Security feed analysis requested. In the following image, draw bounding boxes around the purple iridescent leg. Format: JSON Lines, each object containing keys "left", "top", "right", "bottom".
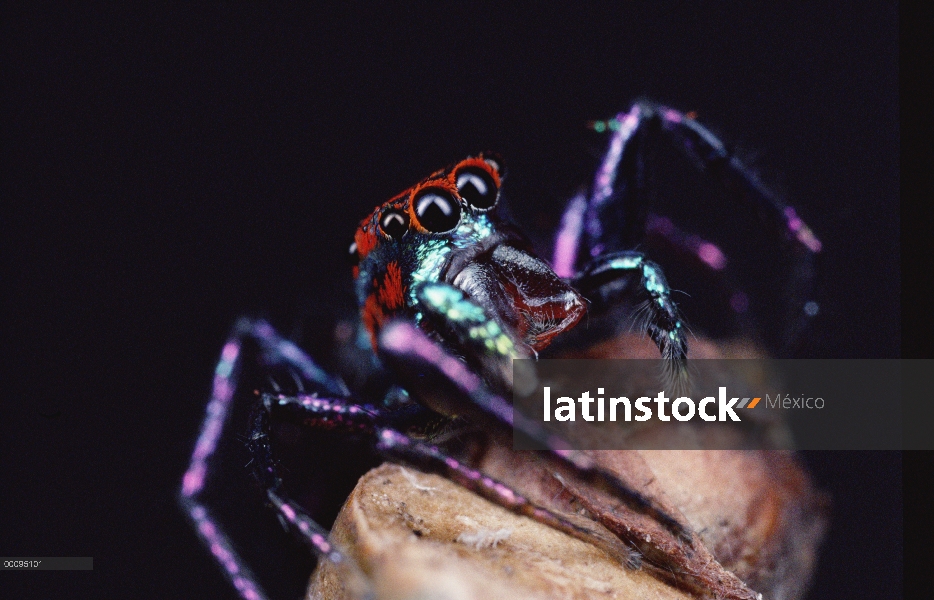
{"left": 554, "top": 102, "right": 822, "bottom": 352}
{"left": 179, "top": 318, "right": 359, "bottom": 600}
{"left": 378, "top": 320, "right": 691, "bottom": 542}
{"left": 374, "top": 427, "right": 639, "bottom": 566}
{"left": 254, "top": 389, "right": 639, "bottom": 566}
{"left": 248, "top": 393, "right": 379, "bottom": 563}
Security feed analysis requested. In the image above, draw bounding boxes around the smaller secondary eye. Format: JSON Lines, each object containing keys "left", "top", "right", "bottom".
{"left": 455, "top": 167, "right": 498, "bottom": 210}
{"left": 348, "top": 241, "right": 359, "bottom": 265}
{"left": 379, "top": 209, "right": 409, "bottom": 239}
{"left": 413, "top": 189, "right": 461, "bottom": 233}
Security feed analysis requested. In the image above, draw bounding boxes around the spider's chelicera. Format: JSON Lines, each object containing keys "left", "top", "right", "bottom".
{"left": 181, "top": 102, "right": 821, "bottom": 600}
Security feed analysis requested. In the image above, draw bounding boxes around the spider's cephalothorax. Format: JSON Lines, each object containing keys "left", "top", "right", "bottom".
{"left": 350, "top": 154, "right": 586, "bottom": 359}
{"left": 347, "top": 151, "right": 689, "bottom": 400}
{"left": 181, "top": 102, "right": 821, "bottom": 600}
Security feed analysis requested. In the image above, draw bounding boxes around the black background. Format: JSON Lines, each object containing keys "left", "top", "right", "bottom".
{"left": 3, "top": 3, "right": 901, "bottom": 599}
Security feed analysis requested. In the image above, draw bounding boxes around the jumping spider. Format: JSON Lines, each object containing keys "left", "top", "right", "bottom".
{"left": 180, "top": 102, "right": 821, "bottom": 600}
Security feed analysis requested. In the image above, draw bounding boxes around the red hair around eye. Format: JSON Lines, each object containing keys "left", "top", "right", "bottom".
{"left": 452, "top": 155, "right": 502, "bottom": 189}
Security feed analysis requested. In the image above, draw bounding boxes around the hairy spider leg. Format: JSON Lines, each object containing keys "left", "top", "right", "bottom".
{"left": 377, "top": 319, "right": 692, "bottom": 543}
{"left": 573, "top": 251, "right": 688, "bottom": 365}
{"left": 180, "top": 319, "right": 273, "bottom": 600}
{"left": 574, "top": 251, "right": 688, "bottom": 369}
{"left": 252, "top": 385, "right": 641, "bottom": 568}
{"left": 556, "top": 102, "right": 821, "bottom": 353}
{"left": 248, "top": 394, "right": 377, "bottom": 564}
{"left": 180, "top": 318, "right": 365, "bottom": 600}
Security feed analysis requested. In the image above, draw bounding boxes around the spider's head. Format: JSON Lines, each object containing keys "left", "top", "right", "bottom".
{"left": 351, "top": 154, "right": 585, "bottom": 353}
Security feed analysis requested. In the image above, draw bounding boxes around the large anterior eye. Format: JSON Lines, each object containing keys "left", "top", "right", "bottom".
{"left": 413, "top": 189, "right": 461, "bottom": 233}
{"left": 455, "top": 166, "right": 498, "bottom": 210}
{"left": 379, "top": 209, "right": 409, "bottom": 239}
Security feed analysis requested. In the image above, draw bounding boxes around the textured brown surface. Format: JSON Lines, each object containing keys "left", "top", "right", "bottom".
{"left": 308, "top": 335, "right": 829, "bottom": 599}
{"left": 308, "top": 463, "right": 696, "bottom": 600}
{"left": 638, "top": 450, "right": 828, "bottom": 598}
{"left": 308, "top": 448, "right": 827, "bottom": 600}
